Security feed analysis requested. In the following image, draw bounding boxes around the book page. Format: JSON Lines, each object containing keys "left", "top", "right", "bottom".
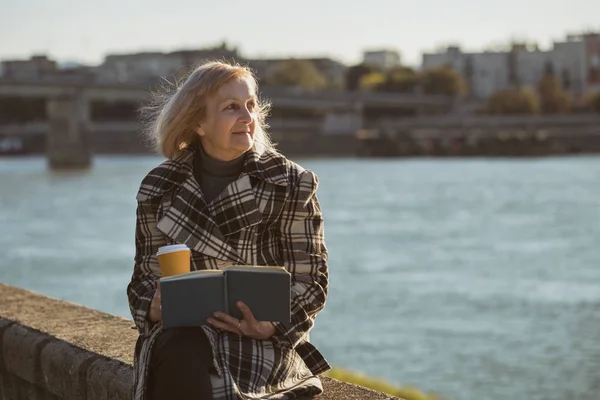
{"left": 224, "top": 265, "right": 287, "bottom": 274}
{"left": 161, "top": 269, "right": 223, "bottom": 282}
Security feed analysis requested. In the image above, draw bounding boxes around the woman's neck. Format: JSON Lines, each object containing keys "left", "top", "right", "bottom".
{"left": 197, "top": 144, "right": 245, "bottom": 177}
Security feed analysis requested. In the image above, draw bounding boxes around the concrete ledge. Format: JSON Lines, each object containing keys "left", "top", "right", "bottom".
{"left": 0, "top": 283, "right": 398, "bottom": 399}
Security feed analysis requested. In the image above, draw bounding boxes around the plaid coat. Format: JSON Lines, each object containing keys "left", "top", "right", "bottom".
{"left": 126, "top": 146, "right": 331, "bottom": 400}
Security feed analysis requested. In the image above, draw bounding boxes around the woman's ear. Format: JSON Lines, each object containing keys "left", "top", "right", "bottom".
{"left": 195, "top": 124, "right": 205, "bottom": 136}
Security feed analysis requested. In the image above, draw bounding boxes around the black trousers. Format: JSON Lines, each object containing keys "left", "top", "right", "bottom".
{"left": 148, "top": 327, "right": 214, "bottom": 400}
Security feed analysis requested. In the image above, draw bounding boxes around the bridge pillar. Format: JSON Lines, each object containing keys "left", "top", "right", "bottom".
{"left": 46, "top": 92, "right": 92, "bottom": 169}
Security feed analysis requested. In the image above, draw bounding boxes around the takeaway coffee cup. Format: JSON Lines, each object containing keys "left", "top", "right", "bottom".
{"left": 156, "top": 244, "right": 191, "bottom": 277}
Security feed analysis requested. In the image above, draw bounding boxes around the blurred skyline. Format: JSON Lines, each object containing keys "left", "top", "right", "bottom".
{"left": 1, "top": 0, "right": 599, "bottom": 67}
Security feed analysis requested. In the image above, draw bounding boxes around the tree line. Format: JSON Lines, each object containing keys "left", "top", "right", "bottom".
{"left": 263, "top": 59, "right": 600, "bottom": 114}
{"left": 486, "top": 72, "right": 600, "bottom": 115}
{"left": 265, "top": 59, "right": 466, "bottom": 96}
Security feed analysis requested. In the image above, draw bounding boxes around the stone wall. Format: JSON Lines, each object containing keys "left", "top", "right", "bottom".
{"left": 0, "top": 284, "right": 397, "bottom": 400}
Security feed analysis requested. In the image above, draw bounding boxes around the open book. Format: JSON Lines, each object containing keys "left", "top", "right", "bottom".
{"left": 159, "top": 266, "right": 291, "bottom": 329}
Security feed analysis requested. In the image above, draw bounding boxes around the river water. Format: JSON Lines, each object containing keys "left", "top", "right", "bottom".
{"left": 1, "top": 155, "right": 599, "bottom": 400}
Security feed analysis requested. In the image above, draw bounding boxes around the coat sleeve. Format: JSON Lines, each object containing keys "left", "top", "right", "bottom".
{"left": 271, "top": 169, "right": 329, "bottom": 349}
{"left": 126, "top": 197, "right": 166, "bottom": 337}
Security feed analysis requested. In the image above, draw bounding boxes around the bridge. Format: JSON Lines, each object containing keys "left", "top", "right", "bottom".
{"left": 0, "top": 78, "right": 454, "bottom": 109}
{"left": 0, "top": 79, "right": 455, "bottom": 168}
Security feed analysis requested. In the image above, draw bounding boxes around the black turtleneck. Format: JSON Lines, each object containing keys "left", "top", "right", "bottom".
{"left": 193, "top": 145, "right": 246, "bottom": 204}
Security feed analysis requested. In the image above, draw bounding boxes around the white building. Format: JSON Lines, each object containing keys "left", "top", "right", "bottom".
{"left": 422, "top": 33, "right": 600, "bottom": 99}
{"left": 422, "top": 47, "right": 511, "bottom": 98}
{"left": 512, "top": 47, "right": 550, "bottom": 89}
{"left": 363, "top": 50, "right": 401, "bottom": 70}
{"left": 514, "top": 39, "right": 587, "bottom": 94}
{"left": 552, "top": 33, "right": 600, "bottom": 94}
{"left": 467, "top": 52, "right": 511, "bottom": 98}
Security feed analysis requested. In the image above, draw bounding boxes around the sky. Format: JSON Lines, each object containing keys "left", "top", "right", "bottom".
{"left": 1, "top": 0, "right": 598, "bottom": 67}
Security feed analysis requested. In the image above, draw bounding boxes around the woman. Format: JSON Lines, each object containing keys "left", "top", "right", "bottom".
{"left": 126, "top": 61, "right": 331, "bottom": 400}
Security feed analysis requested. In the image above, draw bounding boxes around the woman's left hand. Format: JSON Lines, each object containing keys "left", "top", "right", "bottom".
{"left": 207, "top": 301, "right": 276, "bottom": 340}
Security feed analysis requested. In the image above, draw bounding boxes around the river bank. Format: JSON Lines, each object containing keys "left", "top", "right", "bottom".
{"left": 2, "top": 130, "right": 600, "bottom": 159}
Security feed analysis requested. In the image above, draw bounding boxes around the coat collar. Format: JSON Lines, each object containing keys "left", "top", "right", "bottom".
{"left": 137, "top": 145, "right": 289, "bottom": 201}
{"left": 183, "top": 145, "right": 291, "bottom": 185}
{"left": 138, "top": 145, "right": 289, "bottom": 264}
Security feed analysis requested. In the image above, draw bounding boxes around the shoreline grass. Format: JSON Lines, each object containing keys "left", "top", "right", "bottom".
{"left": 325, "top": 368, "right": 442, "bottom": 400}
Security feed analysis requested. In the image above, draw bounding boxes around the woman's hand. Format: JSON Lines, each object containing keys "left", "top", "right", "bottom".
{"left": 147, "top": 282, "right": 162, "bottom": 323}
{"left": 207, "top": 301, "right": 276, "bottom": 340}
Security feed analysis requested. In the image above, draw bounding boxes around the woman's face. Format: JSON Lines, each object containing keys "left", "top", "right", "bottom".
{"left": 196, "top": 77, "right": 257, "bottom": 161}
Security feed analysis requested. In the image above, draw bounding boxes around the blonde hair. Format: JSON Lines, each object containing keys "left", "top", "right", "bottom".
{"left": 142, "top": 60, "right": 274, "bottom": 159}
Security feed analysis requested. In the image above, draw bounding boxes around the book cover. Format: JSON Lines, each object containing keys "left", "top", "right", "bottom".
{"left": 159, "top": 266, "right": 291, "bottom": 329}
{"left": 160, "top": 270, "right": 225, "bottom": 329}
{"left": 224, "top": 266, "right": 291, "bottom": 323}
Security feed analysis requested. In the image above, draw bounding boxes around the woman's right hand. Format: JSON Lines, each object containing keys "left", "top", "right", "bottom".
{"left": 148, "top": 282, "right": 162, "bottom": 323}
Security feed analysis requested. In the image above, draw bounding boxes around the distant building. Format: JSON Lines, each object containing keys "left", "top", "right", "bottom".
{"left": 1, "top": 55, "right": 58, "bottom": 80}
{"left": 362, "top": 50, "right": 401, "bottom": 70}
{"left": 513, "top": 37, "right": 589, "bottom": 94}
{"left": 422, "top": 32, "right": 600, "bottom": 99}
{"left": 0, "top": 55, "right": 95, "bottom": 82}
{"left": 95, "top": 45, "right": 242, "bottom": 83}
{"left": 423, "top": 46, "right": 511, "bottom": 98}
{"left": 55, "top": 65, "right": 97, "bottom": 82}
{"left": 96, "top": 52, "right": 183, "bottom": 83}
{"left": 557, "top": 32, "right": 600, "bottom": 93}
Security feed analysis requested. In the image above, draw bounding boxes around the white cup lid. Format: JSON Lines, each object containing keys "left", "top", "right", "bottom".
{"left": 157, "top": 244, "right": 190, "bottom": 256}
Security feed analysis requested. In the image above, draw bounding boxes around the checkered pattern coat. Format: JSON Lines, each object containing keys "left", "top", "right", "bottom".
{"left": 126, "top": 146, "right": 331, "bottom": 400}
